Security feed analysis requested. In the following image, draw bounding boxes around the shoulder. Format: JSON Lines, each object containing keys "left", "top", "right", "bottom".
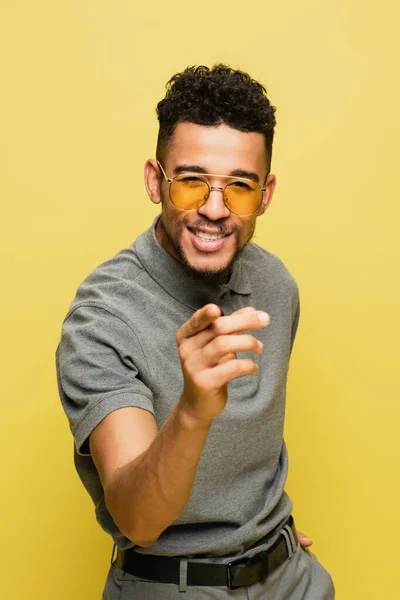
{"left": 64, "top": 240, "right": 148, "bottom": 324}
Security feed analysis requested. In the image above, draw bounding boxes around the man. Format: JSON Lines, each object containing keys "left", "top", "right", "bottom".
{"left": 56, "top": 64, "right": 335, "bottom": 598}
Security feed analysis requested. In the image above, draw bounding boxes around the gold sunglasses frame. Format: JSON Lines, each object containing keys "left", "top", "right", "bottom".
{"left": 156, "top": 160, "right": 267, "bottom": 217}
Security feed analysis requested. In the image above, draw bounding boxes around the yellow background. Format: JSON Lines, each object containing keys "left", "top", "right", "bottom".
{"left": 2, "top": 1, "right": 399, "bottom": 598}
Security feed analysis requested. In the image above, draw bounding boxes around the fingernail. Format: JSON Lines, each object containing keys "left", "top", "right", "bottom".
{"left": 257, "top": 312, "right": 270, "bottom": 323}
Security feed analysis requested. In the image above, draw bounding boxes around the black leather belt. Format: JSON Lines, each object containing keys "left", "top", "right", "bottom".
{"left": 115, "top": 516, "right": 297, "bottom": 590}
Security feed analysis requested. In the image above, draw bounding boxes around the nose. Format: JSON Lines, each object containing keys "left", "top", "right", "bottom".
{"left": 197, "top": 186, "right": 231, "bottom": 221}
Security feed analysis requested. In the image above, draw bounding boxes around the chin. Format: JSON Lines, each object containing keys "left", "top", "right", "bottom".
{"left": 181, "top": 253, "right": 236, "bottom": 284}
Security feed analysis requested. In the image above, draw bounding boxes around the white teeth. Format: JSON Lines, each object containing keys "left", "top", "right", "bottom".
{"left": 195, "top": 231, "right": 225, "bottom": 240}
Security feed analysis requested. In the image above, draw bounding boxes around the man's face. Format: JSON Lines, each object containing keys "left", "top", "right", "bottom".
{"left": 147, "top": 122, "right": 276, "bottom": 282}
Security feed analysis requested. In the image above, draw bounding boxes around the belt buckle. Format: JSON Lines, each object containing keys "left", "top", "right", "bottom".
{"left": 227, "top": 551, "right": 268, "bottom": 590}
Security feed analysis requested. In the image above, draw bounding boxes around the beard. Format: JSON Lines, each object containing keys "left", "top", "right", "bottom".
{"left": 159, "top": 211, "right": 256, "bottom": 286}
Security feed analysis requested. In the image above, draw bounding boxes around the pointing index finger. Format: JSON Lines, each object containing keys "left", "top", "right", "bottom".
{"left": 177, "top": 304, "right": 221, "bottom": 343}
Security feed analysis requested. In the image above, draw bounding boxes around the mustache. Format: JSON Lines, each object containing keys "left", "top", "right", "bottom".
{"left": 186, "top": 217, "right": 237, "bottom": 235}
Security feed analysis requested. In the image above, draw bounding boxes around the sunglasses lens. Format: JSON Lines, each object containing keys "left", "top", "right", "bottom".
{"left": 170, "top": 176, "right": 209, "bottom": 210}
{"left": 224, "top": 181, "right": 262, "bottom": 215}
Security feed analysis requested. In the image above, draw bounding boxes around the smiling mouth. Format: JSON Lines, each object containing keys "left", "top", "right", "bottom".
{"left": 188, "top": 227, "right": 231, "bottom": 240}
{"left": 194, "top": 231, "right": 226, "bottom": 240}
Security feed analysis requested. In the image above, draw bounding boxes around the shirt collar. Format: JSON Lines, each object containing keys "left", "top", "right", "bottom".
{"left": 135, "top": 216, "right": 251, "bottom": 311}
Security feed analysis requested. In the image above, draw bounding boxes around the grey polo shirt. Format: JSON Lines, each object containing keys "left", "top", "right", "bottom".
{"left": 56, "top": 216, "right": 300, "bottom": 557}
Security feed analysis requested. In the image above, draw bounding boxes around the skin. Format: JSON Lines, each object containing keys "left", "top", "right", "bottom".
{"left": 144, "top": 122, "right": 276, "bottom": 282}
{"left": 90, "top": 121, "right": 314, "bottom": 554}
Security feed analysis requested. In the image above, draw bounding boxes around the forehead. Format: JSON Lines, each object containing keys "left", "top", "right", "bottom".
{"left": 165, "top": 122, "right": 267, "bottom": 175}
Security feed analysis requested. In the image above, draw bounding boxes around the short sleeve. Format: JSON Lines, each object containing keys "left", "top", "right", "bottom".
{"left": 290, "top": 294, "right": 300, "bottom": 355}
{"left": 56, "top": 305, "right": 155, "bottom": 456}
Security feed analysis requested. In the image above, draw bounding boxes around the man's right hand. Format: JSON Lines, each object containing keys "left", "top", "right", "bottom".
{"left": 177, "top": 304, "right": 271, "bottom": 424}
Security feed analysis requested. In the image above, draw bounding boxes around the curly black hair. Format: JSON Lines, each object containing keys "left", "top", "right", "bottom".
{"left": 156, "top": 64, "right": 277, "bottom": 169}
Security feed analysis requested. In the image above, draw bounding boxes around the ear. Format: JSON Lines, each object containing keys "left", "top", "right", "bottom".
{"left": 257, "top": 173, "right": 277, "bottom": 216}
{"left": 144, "top": 158, "right": 162, "bottom": 205}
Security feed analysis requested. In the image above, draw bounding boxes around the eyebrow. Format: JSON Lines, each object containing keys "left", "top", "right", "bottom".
{"left": 173, "top": 164, "right": 260, "bottom": 184}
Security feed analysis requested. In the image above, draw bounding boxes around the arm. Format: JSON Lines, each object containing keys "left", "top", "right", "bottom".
{"left": 90, "top": 404, "right": 211, "bottom": 547}
{"left": 90, "top": 304, "right": 271, "bottom": 547}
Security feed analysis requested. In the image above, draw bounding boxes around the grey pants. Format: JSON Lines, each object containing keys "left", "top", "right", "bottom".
{"left": 102, "top": 526, "right": 335, "bottom": 599}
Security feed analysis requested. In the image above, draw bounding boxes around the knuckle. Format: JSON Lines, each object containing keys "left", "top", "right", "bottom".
{"left": 224, "top": 359, "right": 236, "bottom": 373}
{"left": 248, "top": 335, "right": 259, "bottom": 350}
{"left": 241, "top": 358, "right": 256, "bottom": 374}
{"left": 178, "top": 344, "right": 187, "bottom": 362}
{"left": 211, "top": 320, "right": 223, "bottom": 336}
{"left": 214, "top": 336, "right": 227, "bottom": 353}
{"left": 227, "top": 361, "right": 241, "bottom": 379}
{"left": 239, "top": 334, "right": 250, "bottom": 348}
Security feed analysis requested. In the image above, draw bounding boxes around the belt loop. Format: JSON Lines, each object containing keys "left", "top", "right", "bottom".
{"left": 281, "top": 529, "right": 294, "bottom": 559}
{"left": 110, "top": 543, "right": 117, "bottom": 565}
{"left": 259, "top": 550, "right": 268, "bottom": 583}
{"left": 284, "top": 521, "right": 298, "bottom": 553}
{"left": 179, "top": 559, "right": 188, "bottom": 593}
